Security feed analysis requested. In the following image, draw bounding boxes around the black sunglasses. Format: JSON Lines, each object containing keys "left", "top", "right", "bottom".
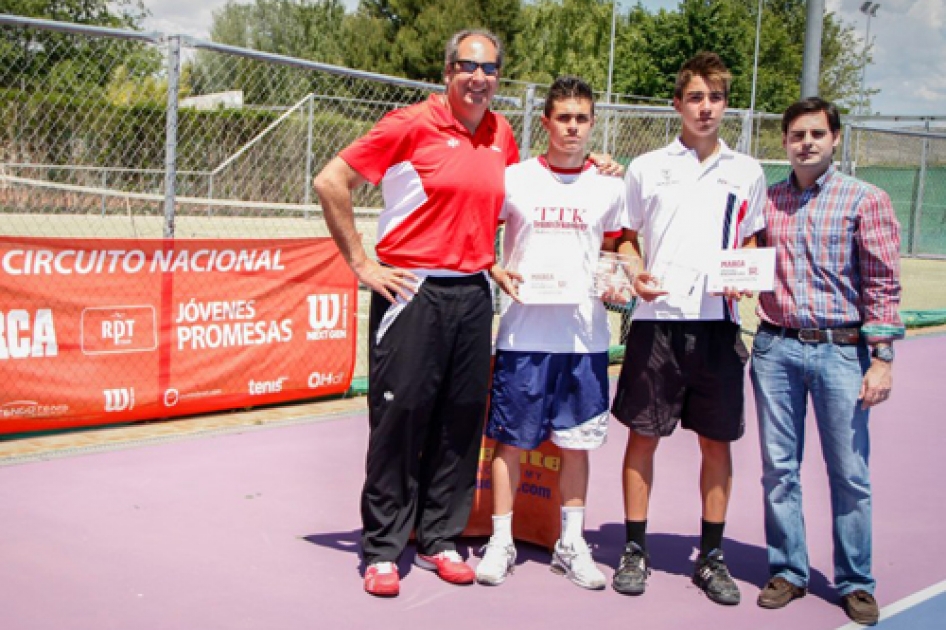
{"left": 453, "top": 59, "right": 500, "bottom": 76}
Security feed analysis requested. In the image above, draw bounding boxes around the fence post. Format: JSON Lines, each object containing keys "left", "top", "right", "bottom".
{"left": 206, "top": 174, "right": 214, "bottom": 217}
{"left": 304, "top": 93, "right": 314, "bottom": 219}
{"left": 163, "top": 35, "right": 181, "bottom": 238}
{"left": 911, "top": 120, "right": 931, "bottom": 255}
{"left": 840, "top": 122, "right": 853, "bottom": 175}
{"left": 521, "top": 84, "right": 535, "bottom": 159}
{"left": 739, "top": 111, "right": 753, "bottom": 154}
{"left": 101, "top": 170, "right": 107, "bottom": 216}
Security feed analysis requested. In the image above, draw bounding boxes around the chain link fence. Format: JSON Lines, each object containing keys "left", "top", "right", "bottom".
{"left": 840, "top": 122, "right": 946, "bottom": 257}
{"left": 2, "top": 15, "right": 944, "bottom": 391}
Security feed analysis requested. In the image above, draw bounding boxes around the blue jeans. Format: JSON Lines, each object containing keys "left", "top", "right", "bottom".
{"left": 750, "top": 328, "right": 874, "bottom": 595}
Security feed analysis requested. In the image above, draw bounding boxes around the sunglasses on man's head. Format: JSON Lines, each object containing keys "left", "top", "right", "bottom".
{"left": 453, "top": 59, "right": 500, "bottom": 76}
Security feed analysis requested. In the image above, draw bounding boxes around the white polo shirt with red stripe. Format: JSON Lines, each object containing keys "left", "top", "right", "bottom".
{"left": 495, "top": 157, "right": 627, "bottom": 354}
{"left": 626, "top": 138, "right": 767, "bottom": 321}
{"left": 340, "top": 94, "right": 520, "bottom": 274}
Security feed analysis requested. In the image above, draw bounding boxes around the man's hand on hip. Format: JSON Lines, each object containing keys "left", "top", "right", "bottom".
{"left": 355, "top": 259, "right": 419, "bottom": 304}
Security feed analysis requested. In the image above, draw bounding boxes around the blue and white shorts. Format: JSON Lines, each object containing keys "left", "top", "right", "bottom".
{"left": 487, "top": 350, "right": 610, "bottom": 450}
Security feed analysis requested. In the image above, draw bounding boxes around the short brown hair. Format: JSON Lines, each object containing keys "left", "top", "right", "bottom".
{"left": 674, "top": 52, "right": 731, "bottom": 99}
{"left": 544, "top": 75, "right": 595, "bottom": 118}
{"left": 781, "top": 97, "right": 841, "bottom": 135}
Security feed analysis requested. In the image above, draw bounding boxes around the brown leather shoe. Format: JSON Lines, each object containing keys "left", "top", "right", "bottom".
{"left": 841, "top": 590, "right": 879, "bottom": 625}
{"left": 757, "top": 577, "right": 807, "bottom": 609}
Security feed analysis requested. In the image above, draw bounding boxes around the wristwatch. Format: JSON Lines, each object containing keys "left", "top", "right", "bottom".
{"left": 871, "top": 345, "right": 895, "bottom": 363}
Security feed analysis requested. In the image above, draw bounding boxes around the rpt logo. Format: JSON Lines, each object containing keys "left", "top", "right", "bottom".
{"left": 81, "top": 306, "right": 157, "bottom": 355}
{"left": 103, "top": 388, "right": 135, "bottom": 412}
{"left": 306, "top": 294, "right": 348, "bottom": 341}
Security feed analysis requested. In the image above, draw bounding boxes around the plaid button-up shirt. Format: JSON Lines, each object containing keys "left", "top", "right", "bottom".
{"left": 757, "top": 166, "right": 904, "bottom": 343}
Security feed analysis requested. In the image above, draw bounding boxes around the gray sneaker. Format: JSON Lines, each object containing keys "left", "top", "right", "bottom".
{"left": 612, "top": 541, "right": 650, "bottom": 595}
{"left": 550, "top": 539, "right": 606, "bottom": 590}
{"left": 692, "top": 549, "right": 741, "bottom": 605}
{"left": 475, "top": 541, "right": 516, "bottom": 585}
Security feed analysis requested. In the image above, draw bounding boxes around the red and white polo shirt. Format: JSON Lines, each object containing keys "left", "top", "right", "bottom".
{"left": 340, "top": 94, "right": 520, "bottom": 274}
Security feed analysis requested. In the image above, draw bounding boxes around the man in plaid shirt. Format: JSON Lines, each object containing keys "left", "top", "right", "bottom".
{"left": 751, "top": 97, "right": 904, "bottom": 626}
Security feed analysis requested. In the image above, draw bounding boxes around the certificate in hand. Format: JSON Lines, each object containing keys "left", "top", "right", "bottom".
{"left": 516, "top": 265, "right": 587, "bottom": 305}
{"left": 706, "top": 247, "right": 776, "bottom": 293}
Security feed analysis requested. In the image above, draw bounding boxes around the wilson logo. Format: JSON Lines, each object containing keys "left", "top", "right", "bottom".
{"left": 103, "top": 388, "right": 135, "bottom": 412}
{"left": 306, "top": 294, "right": 348, "bottom": 341}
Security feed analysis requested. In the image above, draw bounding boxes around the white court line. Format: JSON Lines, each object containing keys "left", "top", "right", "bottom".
{"left": 834, "top": 579, "right": 946, "bottom": 629}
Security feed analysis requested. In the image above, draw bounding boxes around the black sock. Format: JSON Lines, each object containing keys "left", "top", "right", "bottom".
{"left": 625, "top": 519, "right": 647, "bottom": 551}
{"left": 700, "top": 519, "right": 725, "bottom": 557}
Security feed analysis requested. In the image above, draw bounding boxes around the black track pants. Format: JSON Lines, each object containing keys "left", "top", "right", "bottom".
{"left": 360, "top": 274, "right": 492, "bottom": 564}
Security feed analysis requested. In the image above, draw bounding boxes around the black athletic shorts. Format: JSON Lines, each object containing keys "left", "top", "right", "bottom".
{"left": 611, "top": 320, "right": 749, "bottom": 442}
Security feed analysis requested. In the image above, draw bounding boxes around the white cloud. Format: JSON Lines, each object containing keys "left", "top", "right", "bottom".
{"left": 143, "top": 0, "right": 359, "bottom": 39}
{"left": 832, "top": 0, "right": 946, "bottom": 114}
{"left": 144, "top": 1, "right": 244, "bottom": 38}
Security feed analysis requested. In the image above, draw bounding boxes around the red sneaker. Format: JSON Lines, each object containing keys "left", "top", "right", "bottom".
{"left": 364, "top": 562, "right": 399, "bottom": 597}
{"left": 414, "top": 550, "right": 475, "bottom": 585}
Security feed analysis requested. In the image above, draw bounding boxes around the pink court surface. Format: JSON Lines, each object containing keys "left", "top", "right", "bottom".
{"left": 1, "top": 334, "right": 944, "bottom": 630}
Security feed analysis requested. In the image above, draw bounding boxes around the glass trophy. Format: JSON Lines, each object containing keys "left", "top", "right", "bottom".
{"left": 591, "top": 252, "right": 639, "bottom": 304}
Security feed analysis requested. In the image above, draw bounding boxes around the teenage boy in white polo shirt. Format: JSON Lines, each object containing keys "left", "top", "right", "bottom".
{"left": 609, "top": 52, "right": 766, "bottom": 605}
{"left": 474, "top": 76, "right": 627, "bottom": 590}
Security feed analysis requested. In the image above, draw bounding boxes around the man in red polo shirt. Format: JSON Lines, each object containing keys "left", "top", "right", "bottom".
{"left": 313, "top": 29, "right": 519, "bottom": 598}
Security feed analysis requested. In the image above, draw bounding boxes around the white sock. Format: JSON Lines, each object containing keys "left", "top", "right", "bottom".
{"left": 491, "top": 512, "right": 513, "bottom": 546}
{"left": 561, "top": 506, "right": 586, "bottom": 547}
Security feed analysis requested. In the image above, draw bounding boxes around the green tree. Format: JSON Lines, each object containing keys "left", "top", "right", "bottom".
{"left": 507, "top": 0, "right": 613, "bottom": 88}
{"left": 0, "top": 0, "right": 152, "bottom": 91}
{"left": 190, "top": 0, "right": 347, "bottom": 104}
{"left": 206, "top": 0, "right": 346, "bottom": 62}
{"left": 349, "top": 0, "right": 523, "bottom": 81}
{"left": 605, "top": 0, "right": 865, "bottom": 113}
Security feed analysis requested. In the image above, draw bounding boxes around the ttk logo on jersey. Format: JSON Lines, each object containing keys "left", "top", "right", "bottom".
{"left": 533, "top": 207, "right": 588, "bottom": 231}
{"left": 306, "top": 294, "right": 348, "bottom": 341}
{"left": 81, "top": 305, "right": 157, "bottom": 355}
{"left": 103, "top": 388, "right": 135, "bottom": 412}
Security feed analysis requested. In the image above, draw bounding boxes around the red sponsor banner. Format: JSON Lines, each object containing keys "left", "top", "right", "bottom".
{"left": 0, "top": 237, "right": 357, "bottom": 434}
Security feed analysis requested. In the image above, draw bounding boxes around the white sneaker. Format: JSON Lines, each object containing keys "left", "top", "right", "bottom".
{"left": 475, "top": 540, "right": 517, "bottom": 585}
{"left": 551, "top": 539, "right": 606, "bottom": 590}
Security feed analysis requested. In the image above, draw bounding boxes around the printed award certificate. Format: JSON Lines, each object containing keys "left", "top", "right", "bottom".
{"left": 706, "top": 247, "right": 776, "bottom": 293}
{"left": 516, "top": 263, "right": 588, "bottom": 305}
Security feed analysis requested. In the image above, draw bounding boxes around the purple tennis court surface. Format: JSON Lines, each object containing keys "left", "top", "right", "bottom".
{"left": 1, "top": 335, "right": 944, "bottom": 630}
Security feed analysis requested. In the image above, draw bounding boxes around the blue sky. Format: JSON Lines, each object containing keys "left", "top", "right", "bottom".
{"left": 143, "top": 0, "right": 945, "bottom": 116}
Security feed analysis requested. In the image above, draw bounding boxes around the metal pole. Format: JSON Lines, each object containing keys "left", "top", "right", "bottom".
{"left": 741, "top": 0, "right": 764, "bottom": 153}
{"left": 912, "top": 120, "right": 930, "bottom": 255}
{"left": 604, "top": 0, "right": 618, "bottom": 154}
{"left": 304, "top": 93, "right": 314, "bottom": 218}
{"left": 521, "top": 84, "right": 536, "bottom": 159}
{"left": 207, "top": 174, "right": 214, "bottom": 217}
{"left": 163, "top": 35, "right": 181, "bottom": 239}
{"left": 800, "top": 0, "right": 824, "bottom": 98}
{"left": 857, "top": 3, "right": 879, "bottom": 115}
{"left": 101, "top": 170, "right": 107, "bottom": 217}
{"left": 840, "top": 122, "right": 853, "bottom": 175}
{"left": 211, "top": 94, "right": 311, "bottom": 176}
